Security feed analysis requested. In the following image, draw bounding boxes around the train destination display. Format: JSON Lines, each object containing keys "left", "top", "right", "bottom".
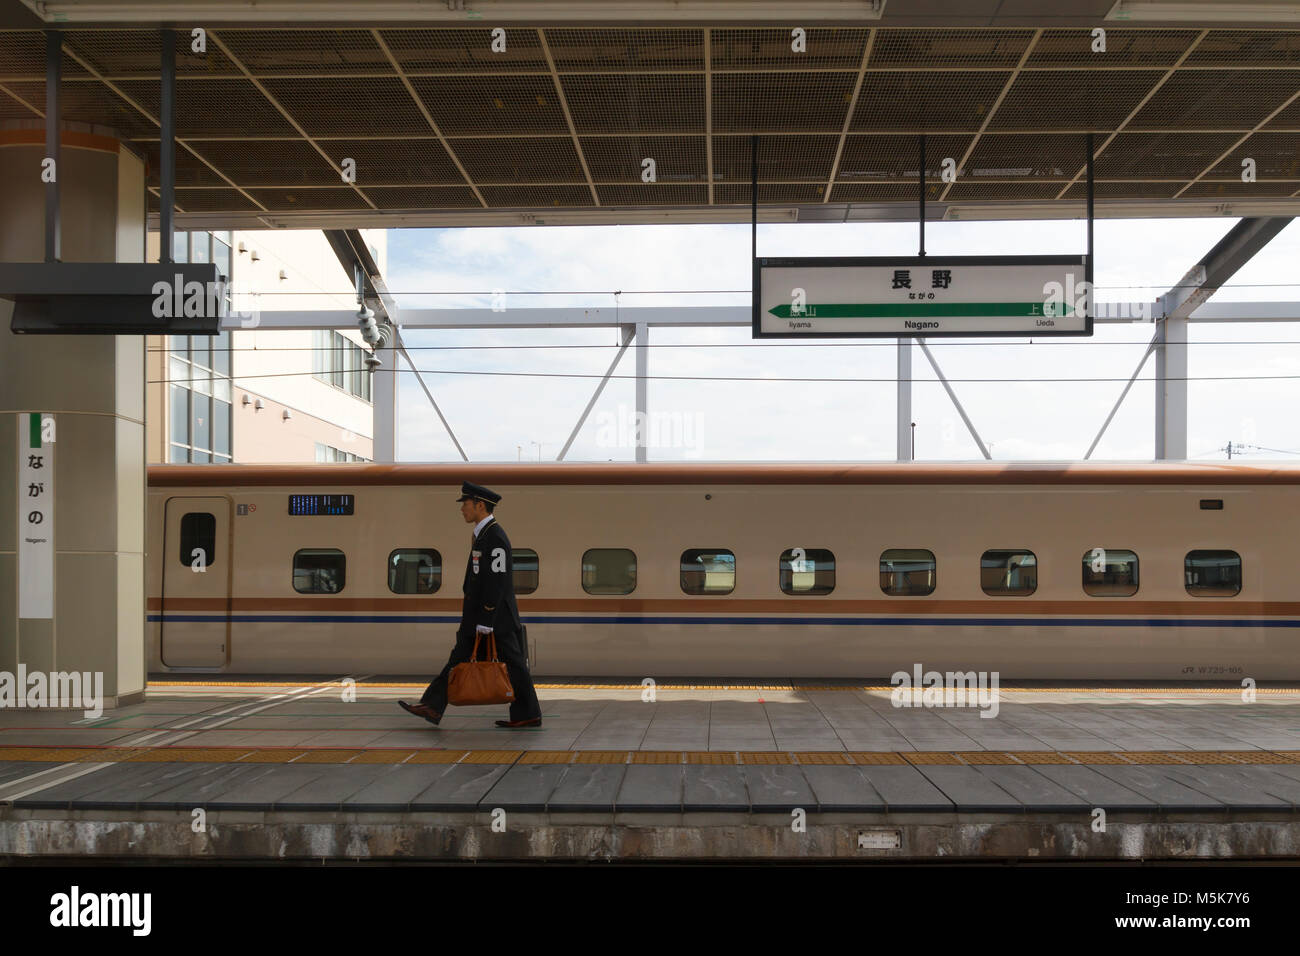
{"left": 288, "top": 494, "right": 355, "bottom": 515}
{"left": 754, "top": 255, "right": 1091, "bottom": 338}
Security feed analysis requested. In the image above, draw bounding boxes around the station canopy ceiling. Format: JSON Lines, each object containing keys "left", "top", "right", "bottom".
{"left": 3, "top": 1, "right": 1300, "bottom": 228}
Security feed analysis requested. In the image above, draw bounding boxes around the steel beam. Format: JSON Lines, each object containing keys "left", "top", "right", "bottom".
{"left": 558, "top": 324, "right": 635, "bottom": 461}
{"left": 916, "top": 339, "right": 990, "bottom": 460}
{"left": 1153, "top": 216, "right": 1292, "bottom": 459}
{"left": 897, "top": 338, "right": 912, "bottom": 461}
{"left": 635, "top": 321, "right": 649, "bottom": 463}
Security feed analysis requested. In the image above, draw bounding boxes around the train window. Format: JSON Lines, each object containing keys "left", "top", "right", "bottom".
{"left": 681, "top": 549, "right": 736, "bottom": 595}
{"left": 293, "top": 548, "right": 346, "bottom": 594}
{"left": 513, "top": 549, "right": 539, "bottom": 595}
{"left": 981, "top": 550, "right": 1037, "bottom": 596}
{"left": 582, "top": 548, "right": 636, "bottom": 595}
{"left": 779, "top": 548, "right": 834, "bottom": 595}
{"left": 1185, "top": 550, "right": 1241, "bottom": 597}
{"left": 179, "top": 512, "right": 216, "bottom": 568}
{"left": 387, "top": 549, "right": 440, "bottom": 594}
{"left": 880, "top": 549, "right": 936, "bottom": 596}
{"left": 1082, "top": 548, "right": 1138, "bottom": 596}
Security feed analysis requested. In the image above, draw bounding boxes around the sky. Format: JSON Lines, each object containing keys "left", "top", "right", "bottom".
{"left": 381, "top": 216, "right": 1300, "bottom": 464}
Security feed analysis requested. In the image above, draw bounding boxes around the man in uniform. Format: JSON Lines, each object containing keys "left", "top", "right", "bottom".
{"left": 399, "top": 481, "right": 543, "bottom": 728}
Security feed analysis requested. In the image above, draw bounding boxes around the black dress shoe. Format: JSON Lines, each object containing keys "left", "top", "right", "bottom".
{"left": 399, "top": 700, "right": 441, "bottom": 726}
{"left": 495, "top": 717, "right": 542, "bottom": 728}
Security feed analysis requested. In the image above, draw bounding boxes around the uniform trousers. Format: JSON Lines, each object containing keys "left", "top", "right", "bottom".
{"left": 421, "top": 626, "right": 542, "bottom": 722}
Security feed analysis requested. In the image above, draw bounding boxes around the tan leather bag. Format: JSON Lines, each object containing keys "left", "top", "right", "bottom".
{"left": 448, "top": 633, "right": 515, "bottom": 706}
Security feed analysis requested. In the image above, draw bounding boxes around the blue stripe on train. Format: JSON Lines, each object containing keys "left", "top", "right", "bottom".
{"left": 146, "top": 614, "right": 1300, "bottom": 627}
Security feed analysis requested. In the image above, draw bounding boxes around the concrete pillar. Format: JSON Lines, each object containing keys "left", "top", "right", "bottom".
{"left": 0, "top": 122, "right": 148, "bottom": 707}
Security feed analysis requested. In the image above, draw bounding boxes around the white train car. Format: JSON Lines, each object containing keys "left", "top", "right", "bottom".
{"left": 146, "top": 462, "right": 1300, "bottom": 680}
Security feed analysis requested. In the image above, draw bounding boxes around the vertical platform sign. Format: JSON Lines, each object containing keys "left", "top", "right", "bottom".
{"left": 17, "top": 412, "right": 54, "bottom": 619}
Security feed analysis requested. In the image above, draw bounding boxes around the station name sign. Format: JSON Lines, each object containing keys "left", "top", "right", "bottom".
{"left": 753, "top": 255, "right": 1092, "bottom": 338}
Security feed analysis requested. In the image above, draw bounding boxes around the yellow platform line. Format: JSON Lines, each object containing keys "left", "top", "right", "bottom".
{"left": 3, "top": 747, "right": 1298, "bottom": 766}
{"left": 145, "top": 680, "right": 1300, "bottom": 695}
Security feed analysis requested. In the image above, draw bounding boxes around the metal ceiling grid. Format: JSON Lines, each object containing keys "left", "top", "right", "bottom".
{"left": 548, "top": 28, "right": 705, "bottom": 72}
{"left": 113, "top": 77, "right": 298, "bottom": 135}
{"left": 1094, "top": 131, "right": 1245, "bottom": 178}
{"left": 945, "top": 180, "right": 1075, "bottom": 200}
{"left": 851, "top": 70, "right": 1013, "bottom": 131}
{"left": 3, "top": 24, "right": 1299, "bottom": 224}
{"left": 1263, "top": 97, "right": 1300, "bottom": 128}
{"left": 138, "top": 142, "right": 227, "bottom": 187}
{"left": 1205, "top": 131, "right": 1300, "bottom": 179}
{"left": 477, "top": 184, "right": 595, "bottom": 207}
{"left": 452, "top": 135, "right": 584, "bottom": 183}
{"left": 1061, "top": 180, "right": 1184, "bottom": 198}
{"left": 410, "top": 74, "right": 572, "bottom": 135}
{"left": 826, "top": 182, "right": 933, "bottom": 201}
{"left": 713, "top": 133, "right": 839, "bottom": 182}
{"left": 1026, "top": 28, "right": 1199, "bottom": 67}
{"left": 595, "top": 183, "right": 709, "bottom": 204}
{"left": 1183, "top": 179, "right": 1300, "bottom": 197}
{"left": 714, "top": 183, "right": 828, "bottom": 203}
{"left": 1184, "top": 30, "right": 1300, "bottom": 67}
{"left": 320, "top": 137, "right": 464, "bottom": 185}
{"left": 0, "top": 85, "right": 39, "bottom": 118}
{"left": 1127, "top": 69, "right": 1300, "bottom": 129}
{"left": 988, "top": 69, "right": 1163, "bottom": 130}
{"left": 0, "top": 77, "right": 43, "bottom": 115}
{"left": 713, "top": 71, "right": 858, "bottom": 132}
{"left": 165, "top": 188, "right": 261, "bottom": 212}
{"left": 260, "top": 75, "right": 432, "bottom": 136}
{"left": 52, "top": 77, "right": 160, "bottom": 137}
{"left": 365, "top": 185, "right": 481, "bottom": 209}
{"left": 379, "top": 28, "right": 549, "bottom": 73}
{"left": 868, "top": 28, "right": 1032, "bottom": 69}
{"left": 582, "top": 134, "right": 707, "bottom": 183}
{"left": 710, "top": 27, "right": 869, "bottom": 71}
{"left": 246, "top": 186, "right": 374, "bottom": 209}
{"left": 215, "top": 29, "right": 394, "bottom": 75}
{"left": 835, "top": 133, "right": 973, "bottom": 181}
{"left": 962, "top": 133, "right": 1085, "bottom": 182}
{"left": 0, "top": 30, "right": 87, "bottom": 77}
{"left": 63, "top": 29, "right": 238, "bottom": 77}
{"left": 561, "top": 73, "right": 706, "bottom": 133}
{"left": 164, "top": 138, "right": 342, "bottom": 186}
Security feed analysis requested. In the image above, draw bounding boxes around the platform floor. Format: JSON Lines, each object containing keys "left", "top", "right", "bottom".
{"left": 4, "top": 678, "right": 1300, "bottom": 860}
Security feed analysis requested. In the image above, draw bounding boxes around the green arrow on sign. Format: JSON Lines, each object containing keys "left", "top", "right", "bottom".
{"left": 770, "top": 302, "right": 1073, "bottom": 318}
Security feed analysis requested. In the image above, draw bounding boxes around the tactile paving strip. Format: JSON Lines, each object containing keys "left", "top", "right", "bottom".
{"left": 953, "top": 752, "right": 1018, "bottom": 765}
{"left": 793, "top": 752, "right": 853, "bottom": 765}
{"left": 517, "top": 751, "right": 574, "bottom": 764}
{"left": 903, "top": 752, "right": 964, "bottom": 765}
{"left": 573, "top": 751, "right": 629, "bottom": 764}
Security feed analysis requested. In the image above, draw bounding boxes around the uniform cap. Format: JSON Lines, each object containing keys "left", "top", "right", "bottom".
{"left": 456, "top": 481, "right": 502, "bottom": 504}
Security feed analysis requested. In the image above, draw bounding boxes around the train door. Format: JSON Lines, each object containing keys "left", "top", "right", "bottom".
{"left": 161, "top": 496, "right": 232, "bottom": 668}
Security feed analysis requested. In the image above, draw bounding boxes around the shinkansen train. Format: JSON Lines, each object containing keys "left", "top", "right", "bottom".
{"left": 147, "top": 462, "right": 1300, "bottom": 680}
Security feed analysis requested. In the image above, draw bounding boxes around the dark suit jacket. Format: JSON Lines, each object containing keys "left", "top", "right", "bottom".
{"left": 461, "top": 516, "right": 522, "bottom": 637}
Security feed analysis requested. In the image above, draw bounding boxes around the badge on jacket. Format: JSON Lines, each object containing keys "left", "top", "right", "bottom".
{"left": 472, "top": 549, "right": 481, "bottom": 574}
